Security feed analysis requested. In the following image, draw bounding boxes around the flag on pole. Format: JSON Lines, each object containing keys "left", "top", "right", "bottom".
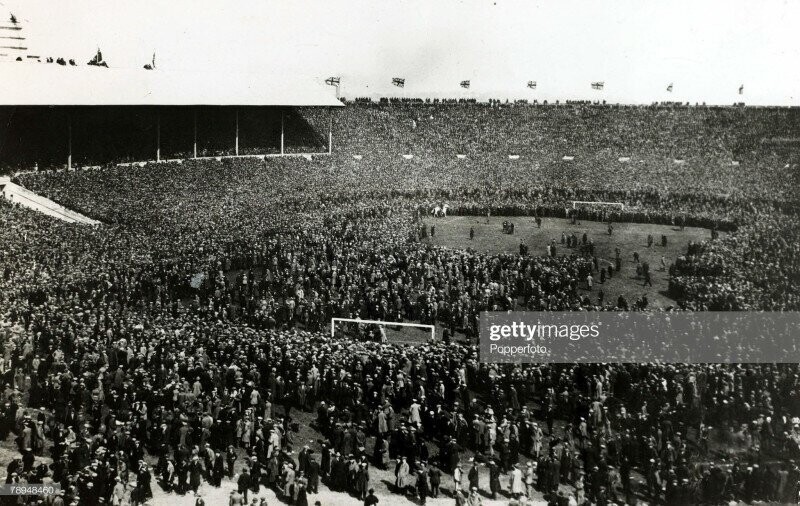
{"left": 88, "top": 48, "right": 107, "bottom": 67}
{"left": 392, "top": 77, "right": 405, "bottom": 88}
{"left": 667, "top": 83, "right": 673, "bottom": 92}
{"left": 527, "top": 81, "right": 537, "bottom": 89}
{"left": 591, "top": 82, "right": 604, "bottom": 90}
{"left": 739, "top": 84, "right": 744, "bottom": 95}
{"left": 460, "top": 80, "right": 470, "bottom": 89}
{"left": 325, "top": 77, "right": 341, "bottom": 86}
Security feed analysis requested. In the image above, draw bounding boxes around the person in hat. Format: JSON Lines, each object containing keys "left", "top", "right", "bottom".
{"left": 468, "top": 459, "right": 480, "bottom": 492}
{"left": 319, "top": 442, "right": 331, "bottom": 478}
{"left": 428, "top": 462, "right": 441, "bottom": 498}
{"left": 488, "top": 458, "right": 502, "bottom": 499}
{"left": 395, "top": 456, "right": 410, "bottom": 495}
{"left": 409, "top": 399, "right": 422, "bottom": 426}
{"left": 306, "top": 453, "right": 320, "bottom": 494}
{"left": 51, "top": 489, "right": 66, "bottom": 506}
{"left": 295, "top": 480, "right": 309, "bottom": 506}
{"left": 445, "top": 477, "right": 464, "bottom": 505}
{"left": 467, "top": 486, "right": 482, "bottom": 506}
{"left": 298, "top": 445, "right": 311, "bottom": 475}
{"left": 225, "top": 445, "right": 238, "bottom": 479}
{"left": 237, "top": 466, "right": 251, "bottom": 503}
{"left": 510, "top": 462, "right": 525, "bottom": 498}
{"left": 249, "top": 456, "right": 261, "bottom": 495}
{"left": 355, "top": 462, "right": 370, "bottom": 500}
{"left": 111, "top": 477, "right": 126, "bottom": 505}
{"left": 416, "top": 462, "right": 429, "bottom": 504}
{"left": 331, "top": 452, "right": 347, "bottom": 492}
{"left": 283, "top": 461, "right": 296, "bottom": 499}
{"left": 212, "top": 450, "right": 225, "bottom": 487}
{"left": 229, "top": 489, "right": 245, "bottom": 506}
{"left": 364, "top": 487, "right": 379, "bottom": 506}
{"left": 266, "top": 451, "right": 281, "bottom": 488}
{"left": 453, "top": 461, "right": 463, "bottom": 492}
{"left": 189, "top": 455, "right": 203, "bottom": 493}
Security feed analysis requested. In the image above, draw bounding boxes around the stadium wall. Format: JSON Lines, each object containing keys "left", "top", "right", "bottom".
{"left": 0, "top": 179, "right": 99, "bottom": 224}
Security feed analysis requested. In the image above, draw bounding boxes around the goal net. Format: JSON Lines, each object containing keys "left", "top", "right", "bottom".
{"left": 331, "top": 317, "right": 436, "bottom": 344}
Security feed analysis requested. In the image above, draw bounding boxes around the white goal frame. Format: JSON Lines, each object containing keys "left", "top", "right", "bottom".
{"left": 571, "top": 201, "right": 624, "bottom": 211}
{"left": 331, "top": 318, "right": 436, "bottom": 341}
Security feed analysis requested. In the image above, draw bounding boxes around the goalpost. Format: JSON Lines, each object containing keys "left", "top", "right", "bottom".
{"left": 331, "top": 317, "right": 436, "bottom": 341}
{"left": 571, "top": 201, "right": 625, "bottom": 211}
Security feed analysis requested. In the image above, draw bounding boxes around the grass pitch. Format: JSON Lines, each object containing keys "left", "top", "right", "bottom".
{"left": 421, "top": 215, "right": 714, "bottom": 309}
{"left": 332, "top": 320, "right": 470, "bottom": 346}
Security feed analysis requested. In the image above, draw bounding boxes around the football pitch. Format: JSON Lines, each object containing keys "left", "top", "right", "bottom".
{"left": 420, "top": 215, "right": 715, "bottom": 309}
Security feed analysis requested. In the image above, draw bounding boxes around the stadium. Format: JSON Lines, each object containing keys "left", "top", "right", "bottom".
{"left": 2, "top": 3, "right": 800, "bottom": 506}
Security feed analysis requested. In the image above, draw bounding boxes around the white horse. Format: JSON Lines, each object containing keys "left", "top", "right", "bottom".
{"left": 441, "top": 203, "right": 449, "bottom": 217}
{"left": 432, "top": 205, "right": 442, "bottom": 217}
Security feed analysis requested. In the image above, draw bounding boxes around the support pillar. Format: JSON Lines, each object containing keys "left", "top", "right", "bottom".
{"left": 280, "top": 111, "right": 285, "bottom": 155}
{"left": 328, "top": 108, "right": 333, "bottom": 155}
{"left": 193, "top": 109, "right": 198, "bottom": 158}
{"left": 235, "top": 109, "right": 239, "bottom": 156}
{"left": 156, "top": 112, "right": 161, "bottom": 162}
{"left": 67, "top": 114, "right": 72, "bottom": 170}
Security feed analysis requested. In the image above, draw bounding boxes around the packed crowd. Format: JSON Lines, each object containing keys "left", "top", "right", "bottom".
{"left": 0, "top": 103, "right": 799, "bottom": 505}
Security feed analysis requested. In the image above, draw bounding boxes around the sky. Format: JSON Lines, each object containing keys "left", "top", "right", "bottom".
{"left": 2, "top": 0, "right": 799, "bottom": 105}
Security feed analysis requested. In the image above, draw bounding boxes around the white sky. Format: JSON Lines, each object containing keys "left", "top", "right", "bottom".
{"left": 3, "top": 0, "right": 800, "bottom": 105}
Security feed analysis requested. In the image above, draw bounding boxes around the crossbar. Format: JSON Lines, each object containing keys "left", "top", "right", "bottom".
{"left": 331, "top": 317, "right": 435, "bottom": 341}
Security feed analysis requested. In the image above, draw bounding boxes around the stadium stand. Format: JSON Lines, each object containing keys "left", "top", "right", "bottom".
{"left": 1, "top": 100, "right": 799, "bottom": 505}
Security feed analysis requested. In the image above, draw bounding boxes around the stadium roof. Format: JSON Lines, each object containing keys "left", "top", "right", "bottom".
{"left": 0, "top": 62, "right": 343, "bottom": 107}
